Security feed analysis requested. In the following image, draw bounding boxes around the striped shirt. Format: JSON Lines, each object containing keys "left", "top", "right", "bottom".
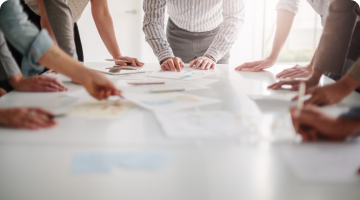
{"left": 143, "top": 0, "right": 245, "bottom": 62}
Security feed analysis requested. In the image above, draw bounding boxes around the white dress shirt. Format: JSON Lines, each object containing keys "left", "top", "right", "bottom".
{"left": 276, "top": 0, "right": 330, "bottom": 25}
{"left": 143, "top": 0, "right": 245, "bottom": 62}
{"left": 24, "top": 0, "right": 90, "bottom": 22}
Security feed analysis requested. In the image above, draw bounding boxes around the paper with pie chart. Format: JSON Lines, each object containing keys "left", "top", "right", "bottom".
{"left": 124, "top": 92, "right": 221, "bottom": 112}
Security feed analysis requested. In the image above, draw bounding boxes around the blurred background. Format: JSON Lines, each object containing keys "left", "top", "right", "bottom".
{"left": 0, "top": 0, "right": 323, "bottom": 65}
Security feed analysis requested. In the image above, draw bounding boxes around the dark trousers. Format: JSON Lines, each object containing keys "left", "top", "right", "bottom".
{"left": 166, "top": 18, "right": 230, "bottom": 64}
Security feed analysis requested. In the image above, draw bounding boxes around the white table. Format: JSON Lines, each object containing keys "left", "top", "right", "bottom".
{"left": 0, "top": 63, "right": 359, "bottom": 200}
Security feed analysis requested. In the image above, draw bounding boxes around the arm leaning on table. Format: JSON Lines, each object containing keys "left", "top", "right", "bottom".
{"left": 190, "top": 0, "right": 245, "bottom": 70}
{"left": 90, "top": 0, "right": 143, "bottom": 67}
{"left": 236, "top": 0, "right": 298, "bottom": 73}
{"left": 0, "top": 0, "right": 120, "bottom": 100}
{"left": 268, "top": 0, "right": 360, "bottom": 106}
{"left": 143, "top": 0, "right": 184, "bottom": 72}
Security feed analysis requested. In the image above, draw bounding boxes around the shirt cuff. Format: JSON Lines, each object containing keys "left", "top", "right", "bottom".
{"left": 156, "top": 49, "right": 175, "bottom": 63}
{"left": 22, "top": 29, "right": 54, "bottom": 77}
{"left": 204, "top": 48, "right": 224, "bottom": 63}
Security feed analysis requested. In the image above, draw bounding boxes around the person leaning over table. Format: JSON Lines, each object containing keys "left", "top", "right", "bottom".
{"left": 291, "top": 105, "right": 360, "bottom": 142}
{"left": 143, "top": 0, "right": 245, "bottom": 72}
{"left": 9, "top": 0, "right": 144, "bottom": 72}
{"left": 0, "top": 32, "right": 68, "bottom": 94}
{"left": 0, "top": 0, "right": 121, "bottom": 129}
{"left": 236, "top": 0, "right": 360, "bottom": 80}
{"left": 268, "top": 0, "right": 360, "bottom": 107}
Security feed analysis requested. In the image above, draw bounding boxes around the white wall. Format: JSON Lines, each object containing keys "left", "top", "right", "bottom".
{"left": 77, "top": 0, "right": 266, "bottom": 65}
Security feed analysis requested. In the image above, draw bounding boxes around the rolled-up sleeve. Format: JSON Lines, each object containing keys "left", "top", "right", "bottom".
{"left": 205, "top": 0, "right": 245, "bottom": 62}
{"left": 276, "top": 0, "right": 300, "bottom": 14}
{"left": 0, "top": 0, "right": 54, "bottom": 77}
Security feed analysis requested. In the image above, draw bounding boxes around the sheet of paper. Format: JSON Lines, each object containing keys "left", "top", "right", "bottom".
{"left": 248, "top": 93, "right": 298, "bottom": 102}
{"left": 118, "top": 82, "right": 208, "bottom": 93}
{"left": 71, "top": 150, "right": 175, "bottom": 174}
{"left": 156, "top": 111, "right": 238, "bottom": 139}
{"left": 278, "top": 142, "right": 360, "bottom": 183}
{"left": 148, "top": 69, "right": 216, "bottom": 81}
{"left": 65, "top": 100, "right": 136, "bottom": 119}
{"left": 123, "top": 92, "right": 221, "bottom": 112}
{"left": 85, "top": 62, "right": 153, "bottom": 75}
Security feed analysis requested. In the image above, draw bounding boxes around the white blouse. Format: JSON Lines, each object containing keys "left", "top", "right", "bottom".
{"left": 24, "top": 0, "right": 90, "bottom": 22}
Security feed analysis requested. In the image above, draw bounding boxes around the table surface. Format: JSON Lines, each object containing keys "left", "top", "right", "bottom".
{"left": 0, "top": 63, "right": 359, "bottom": 200}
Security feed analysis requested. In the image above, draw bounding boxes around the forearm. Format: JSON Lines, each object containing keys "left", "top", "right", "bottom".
{"left": 92, "top": 12, "right": 122, "bottom": 58}
{"left": 268, "top": 10, "right": 295, "bottom": 60}
{"left": 205, "top": 0, "right": 244, "bottom": 62}
{"left": 143, "top": 0, "right": 173, "bottom": 62}
{"left": 38, "top": 45, "right": 91, "bottom": 84}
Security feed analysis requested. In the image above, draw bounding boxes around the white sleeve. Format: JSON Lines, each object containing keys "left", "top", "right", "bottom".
{"left": 276, "top": 0, "right": 301, "bottom": 14}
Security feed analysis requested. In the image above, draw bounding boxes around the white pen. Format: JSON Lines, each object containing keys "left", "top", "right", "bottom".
{"left": 295, "top": 82, "right": 306, "bottom": 132}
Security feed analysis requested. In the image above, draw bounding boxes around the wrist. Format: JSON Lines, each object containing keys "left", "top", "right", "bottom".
{"left": 338, "top": 74, "right": 360, "bottom": 91}
{"left": 204, "top": 55, "right": 216, "bottom": 62}
{"left": 7, "top": 73, "right": 23, "bottom": 88}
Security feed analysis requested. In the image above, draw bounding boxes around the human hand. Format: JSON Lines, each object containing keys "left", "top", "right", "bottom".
{"left": 47, "top": 69, "right": 59, "bottom": 74}
{"left": 292, "top": 81, "right": 354, "bottom": 106}
{"left": 189, "top": 56, "right": 216, "bottom": 70}
{"left": 276, "top": 64, "right": 313, "bottom": 79}
{"left": 0, "top": 88, "right": 6, "bottom": 97}
{"left": 0, "top": 108, "right": 56, "bottom": 130}
{"left": 9, "top": 73, "right": 68, "bottom": 92}
{"left": 81, "top": 71, "right": 122, "bottom": 100}
{"left": 235, "top": 58, "right": 276, "bottom": 72}
{"left": 161, "top": 57, "right": 185, "bottom": 72}
{"left": 290, "top": 106, "right": 357, "bottom": 142}
{"left": 114, "top": 56, "right": 144, "bottom": 67}
{"left": 268, "top": 78, "right": 319, "bottom": 91}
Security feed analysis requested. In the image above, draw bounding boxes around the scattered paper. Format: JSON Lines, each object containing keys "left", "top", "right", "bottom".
{"left": 119, "top": 82, "right": 208, "bottom": 93}
{"left": 123, "top": 92, "right": 221, "bottom": 112}
{"left": 65, "top": 100, "right": 136, "bottom": 119}
{"left": 85, "top": 62, "right": 152, "bottom": 75}
{"left": 72, "top": 150, "right": 175, "bottom": 174}
{"left": 148, "top": 69, "right": 216, "bottom": 81}
{"left": 279, "top": 142, "right": 360, "bottom": 183}
{"left": 156, "top": 111, "right": 238, "bottom": 139}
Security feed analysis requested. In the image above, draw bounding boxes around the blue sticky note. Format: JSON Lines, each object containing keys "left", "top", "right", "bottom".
{"left": 71, "top": 150, "right": 175, "bottom": 174}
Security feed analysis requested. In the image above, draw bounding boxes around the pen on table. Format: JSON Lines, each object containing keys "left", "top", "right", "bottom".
{"left": 151, "top": 88, "right": 185, "bottom": 93}
{"left": 105, "top": 59, "right": 130, "bottom": 63}
{"left": 128, "top": 82, "right": 165, "bottom": 86}
{"left": 295, "top": 82, "right": 306, "bottom": 132}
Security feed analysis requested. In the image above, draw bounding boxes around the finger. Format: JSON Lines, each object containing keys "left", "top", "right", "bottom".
{"left": 251, "top": 63, "right": 267, "bottom": 72}
{"left": 211, "top": 63, "right": 216, "bottom": 69}
{"left": 163, "top": 63, "right": 171, "bottom": 71}
{"left": 134, "top": 58, "right": 143, "bottom": 67}
{"left": 161, "top": 64, "right": 167, "bottom": 71}
{"left": 38, "top": 86, "right": 59, "bottom": 92}
{"left": 169, "top": 61, "right": 176, "bottom": 71}
{"left": 33, "top": 108, "right": 55, "bottom": 118}
{"left": 268, "top": 82, "right": 286, "bottom": 90}
{"left": 105, "top": 90, "right": 112, "bottom": 99}
{"left": 279, "top": 71, "right": 304, "bottom": 79}
{"left": 129, "top": 58, "right": 137, "bottom": 67}
{"left": 276, "top": 69, "right": 296, "bottom": 78}
{"left": 205, "top": 62, "right": 211, "bottom": 70}
{"left": 289, "top": 72, "right": 310, "bottom": 79}
{"left": 195, "top": 59, "right": 203, "bottom": 69}
{"left": 39, "top": 81, "right": 62, "bottom": 91}
{"left": 22, "top": 120, "right": 41, "bottom": 130}
{"left": 174, "top": 60, "right": 181, "bottom": 72}
{"left": 189, "top": 60, "right": 195, "bottom": 68}
{"left": 200, "top": 60, "right": 207, "bottom": 70}
{"left": 236, "top": 61, "right": 263, "bottom": 71}
{"left": 115, "top": 61, "right": 128, "bottom": 66}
